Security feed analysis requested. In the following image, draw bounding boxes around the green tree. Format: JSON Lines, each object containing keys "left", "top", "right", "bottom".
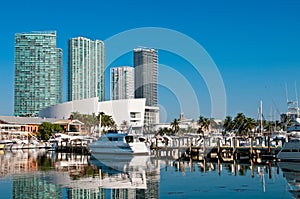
{"left": 97, "top": 112, "right": 116, "bottom": 132}
{"left": 243, "top": 117, "right": 257, "bottom": 136}
{"left": 170, "top": 118, "right": 180, "bottom": 134}
{"left": 156, "top": 127, "right": 173, "bottom": 136}
{"left": 70, "top": 111, "right": 82, "bottom": 120}
{"left": 223, "top": 116, "right": 234, "bottom": 133}
{"left": 197, "top": 116, "right": 211, "bottom": 135}
{"left": 157, "top": 128, "right": 164, "bottom": 136}
{"left": 82, "top": 113, "right": 97, "bottom": 135}
{"left": 69, "top": 112, "right": 98, "bottom": 134}
{"left": 233, "top": 113, "right": 247, "bottom": 135}
{"left": 37, "top": 122, "right": 63, "bottom": 141}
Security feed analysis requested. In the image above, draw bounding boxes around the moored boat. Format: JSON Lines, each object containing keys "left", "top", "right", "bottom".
{"left": 88, "top": 127, "right": 150, "bottom": 156}
{"left": 277, "top": 139, "right": 300, "bottom": 161}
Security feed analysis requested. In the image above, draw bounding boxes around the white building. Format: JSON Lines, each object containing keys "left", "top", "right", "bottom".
{"left": 110, "top": 66, "right": 134, "bottom": 100}
{"left": 68, "top": 37, "right": 105, "bottom": 102}
{"left": 39, "top": 97, "right": 146, "bottom": 133}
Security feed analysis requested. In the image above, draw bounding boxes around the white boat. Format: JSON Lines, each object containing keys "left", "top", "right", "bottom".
{"left": 277, "top": 139, "right": 300, "bottom": 161}
{"left": 88, "top": 127, "right": 150, "bottom": 156}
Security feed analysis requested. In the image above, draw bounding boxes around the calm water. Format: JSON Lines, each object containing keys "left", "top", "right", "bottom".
{"left": 0, "top": 150, "right": 297, "bottom": 199}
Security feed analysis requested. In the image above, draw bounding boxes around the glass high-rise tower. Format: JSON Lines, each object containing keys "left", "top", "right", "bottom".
{"left": 110, "top": 66, "right": 134, "bottom": 100}
{"left": 68, "top": 37, "right": 105, "bottom": 102}
{"left": 134, "top": 48, "right": 158, "bottom": 106}
{"left": 14, "top": 31, "right": 62, "bottom": 116}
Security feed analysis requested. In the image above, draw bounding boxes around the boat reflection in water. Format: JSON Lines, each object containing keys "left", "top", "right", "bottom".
{"left": 89, "top": 154, "right": 158, "bottom": 190}
{"left": 0, "top": 150, "right": 160, "bottom": 198}
{"left": 277, "top": 162, "right": 300, "bottom": 199}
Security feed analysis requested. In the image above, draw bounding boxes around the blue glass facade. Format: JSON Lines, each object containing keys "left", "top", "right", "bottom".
{"left": 68, "top": 37, "right": 105, "bottom": 102}
{"left": 14, "top": 31, "right": 62, "bottom": 116}
{"left": 134, "top": 48, "right": 158, "bottom": 107}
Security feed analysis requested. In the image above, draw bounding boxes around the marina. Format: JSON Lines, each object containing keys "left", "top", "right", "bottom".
{"left": 0, "top": 99, "right": 299, "bottom": 199}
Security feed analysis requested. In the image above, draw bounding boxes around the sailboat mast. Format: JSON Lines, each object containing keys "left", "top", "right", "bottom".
{"left": 260, "top": 100, "right": 263, "bottom": 135}
{"left": 295, "top": 81, "right": 299, "bottom": 117}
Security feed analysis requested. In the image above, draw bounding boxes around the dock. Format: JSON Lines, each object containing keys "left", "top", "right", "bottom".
{"left": 152, "top": 136, "right": 282, "bottom": 163}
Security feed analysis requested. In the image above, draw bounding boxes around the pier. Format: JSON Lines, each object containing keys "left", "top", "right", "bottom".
{"left": 152, "top": 135, "right": 282, "bottom": 163}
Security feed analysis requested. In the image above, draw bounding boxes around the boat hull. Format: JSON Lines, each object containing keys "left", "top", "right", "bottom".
{"left": 89, "top": 142, "right": 150, "bottom": 155}
{"left": 277, "top": 141, "right": 300, "bottom": 161}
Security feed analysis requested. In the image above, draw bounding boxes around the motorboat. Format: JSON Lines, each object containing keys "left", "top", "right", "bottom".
{"left": 277, "top": 139, "right": 300, "bottom": 161}
{"left": 88, "top": 127, "right": 151, "bottom": 156}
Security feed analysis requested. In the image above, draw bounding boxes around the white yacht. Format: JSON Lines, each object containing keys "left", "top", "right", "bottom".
{"left": 277, "top": 139, "right": 300, "bottom": 161}
{"left": 88, "top": 127, "right": 150, "bottom": 156}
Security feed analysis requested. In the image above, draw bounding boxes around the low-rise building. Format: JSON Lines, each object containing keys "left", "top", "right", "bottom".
{"left": 39, "top": 97, "right": 147, "bottom": 134}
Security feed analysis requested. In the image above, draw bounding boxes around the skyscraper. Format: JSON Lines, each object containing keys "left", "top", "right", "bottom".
{"left": 134, "top": 48, "right": 159, "bottom": 127}
{"left": 110, "top": 66, "right": 134, "bottom": 100}
{"left": 134, "top": 48, "right": 158, "bottom": 106}
{"left": 68, "top": 37, "right": 105, "bottom": 102}
{"left": 14, "top": 31, "right": 62, "bottom": 116}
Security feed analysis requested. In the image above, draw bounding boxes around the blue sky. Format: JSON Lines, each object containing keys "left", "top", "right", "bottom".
{"left": 0, "top": 0, "right": 300, "bottom": 122}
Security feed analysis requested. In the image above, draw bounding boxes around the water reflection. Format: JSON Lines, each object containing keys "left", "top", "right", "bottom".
{"left": 277, "top": 162, "right": 300, "bottom": 198}
{"left": 0, "top": 150, "right": 298, "bottom": 198}
{"left": 0, "top": 150, "right": 160, "bottom": 198}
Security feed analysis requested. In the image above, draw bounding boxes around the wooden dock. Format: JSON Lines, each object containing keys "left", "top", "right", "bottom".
{"left": 153, "top": 142, "right": 281, "bottom": 163}
{"left": 152, "top": 135, "right": 282, "bottom": 162}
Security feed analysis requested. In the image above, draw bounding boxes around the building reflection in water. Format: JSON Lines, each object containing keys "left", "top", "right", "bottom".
{"left": 0, "top": 150, "right": 298, "bottom": 198}
{"left": 0, "top": 150, "right": 62, "bottom": 198}
{"left": 0, "top": 150, "right": 160, "bottom": 199}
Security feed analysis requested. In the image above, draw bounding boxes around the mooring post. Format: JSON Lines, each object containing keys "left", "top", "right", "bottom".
{"left": 250, "top": 137, "right": 253, "bottom": 158}
{"left": 190, "top": 137, "right": 193, "bottom": 157}
{"left": 233, "top": 137, "right": 236, "bottom": 154}
{"left": 267, "top": 135, "right": 271, "bottom": 153}
{"left": 217, "top": 139, "right": 221, "bottom": 158}
{"left": 251, "top": 159, "right": 254, "bottom": 178}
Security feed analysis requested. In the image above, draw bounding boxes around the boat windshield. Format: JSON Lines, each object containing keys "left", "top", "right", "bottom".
{"left": 99, "top": 133, "right": 126, "bottom": 142}
{"left": 125, "top": 135, "right": 133, "bottom": 143}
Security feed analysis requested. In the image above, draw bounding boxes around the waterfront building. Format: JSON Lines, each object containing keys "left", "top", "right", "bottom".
{"left": 134, "top": 48, "right": 158, "bottom": 106}
{"left": 14, "top": 31, "right": 62, "bottom": 116}
{"left": 0, "top": 116, "right": 57, "bottom": 135}
{"left": 68, "top": 37, "right": 105, "bottom": 102}
{"left": 39, "top": 97, "right": 146, "bottom": 134}
{"left": 134, "top": 48, "right": 159, "bottom": 128}
{"left": 110, "top": 66, "right": 134, "bottom": 100}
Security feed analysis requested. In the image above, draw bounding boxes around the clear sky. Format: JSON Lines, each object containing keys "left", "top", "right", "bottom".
{"left": 1, "top": 0, "right": 300, "bottom": 122}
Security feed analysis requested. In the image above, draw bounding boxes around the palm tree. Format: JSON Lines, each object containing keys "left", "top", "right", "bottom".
{"left": 197, "top": 116, "right": 211, "bottom": 135}
{"left": 243, "top": 117, "right": 257, "bottom": 136}
{"left": 170, "top": 118, "right": 180, "bottom": 134}
{"left": 233, "top": 113, "right": 246, "bottom": 135}
{"left": 70, "top": 111, "right": 82, "bottom": 121}
{"left": 157, "top": 128, "right": 164, "bottom": 136}
{"left": 82, "top": 114, "right": 98, "bottom": 135}
{"left": 97, "top": 112, "right": 116, "bottom": 133}
{"left": 223, "top": 116, "right": 233, "bottom": 133}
